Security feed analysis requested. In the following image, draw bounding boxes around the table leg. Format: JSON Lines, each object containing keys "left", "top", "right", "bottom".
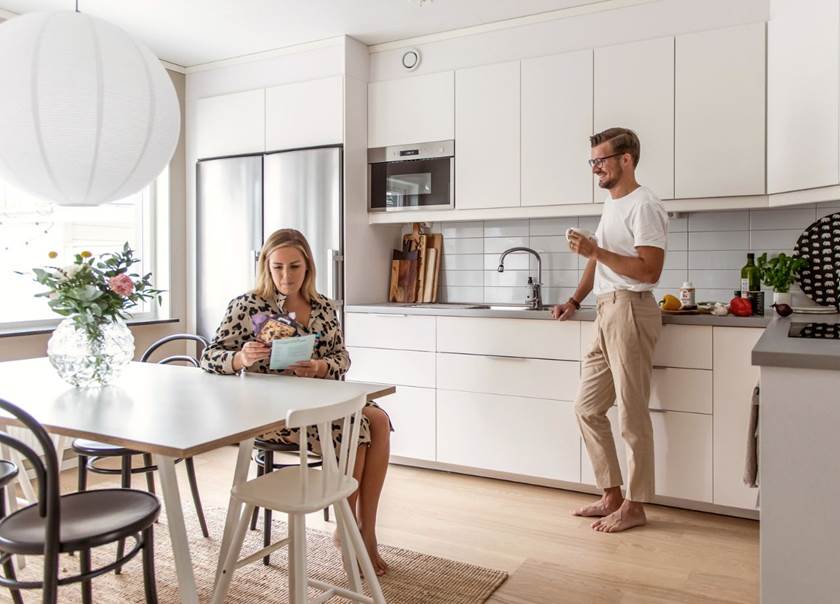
{"left": 154, "top": 455, "right": 199, "bottom": 604}
{"left": 215, "top": 438, "right": 255, "bottom": 584}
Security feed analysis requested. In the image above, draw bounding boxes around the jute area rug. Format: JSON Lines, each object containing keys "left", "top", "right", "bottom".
{"left": 1, "top": 506, "right": 508, "bottom": 603}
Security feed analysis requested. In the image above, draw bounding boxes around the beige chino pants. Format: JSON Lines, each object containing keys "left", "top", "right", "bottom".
{"left": 576, "top": 290, "right": 662, "bottom": 502}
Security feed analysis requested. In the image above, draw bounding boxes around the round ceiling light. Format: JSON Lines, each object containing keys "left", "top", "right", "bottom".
{"left": 401, "top": 48, "right": 421, "bottom": 71}
{"left": 0, "top": 11, "right": 180, "bottom": 206}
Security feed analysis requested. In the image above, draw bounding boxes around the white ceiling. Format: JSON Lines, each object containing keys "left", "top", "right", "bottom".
{"left": 0, "top": 0, "right": 611, "bottom": 68}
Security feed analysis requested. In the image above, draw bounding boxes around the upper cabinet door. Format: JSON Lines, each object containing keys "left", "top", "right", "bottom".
{"left": 266, "top": 76, "right": 343, "bottom": 151}
{"left": 195, "top": 89, "right": 265, "bottom": 159}
{"left": 768, "top": 0, "right": 839, "bottom": 193}
{"left": 675, "top": 23, "right": 766, "bottom": 199}
{"left": 367, "top": 71, "right": 454, "bottom": 148}
{"left": 595, "top": 37, "right": 674, "bottom": 200}
{"left": 522, "top": 50, "right": 594, "bottom": 206}
{"left": 455, "top": 61, "right": 521, "bottom": 209}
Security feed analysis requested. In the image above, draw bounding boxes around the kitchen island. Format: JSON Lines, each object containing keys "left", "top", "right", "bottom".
{"left": 752, "top": 313, "right": 840, "bottom": 604}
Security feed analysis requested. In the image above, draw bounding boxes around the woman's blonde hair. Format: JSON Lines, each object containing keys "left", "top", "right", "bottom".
{"left": 254, "top": 229, "right": 318, "bottom": 303}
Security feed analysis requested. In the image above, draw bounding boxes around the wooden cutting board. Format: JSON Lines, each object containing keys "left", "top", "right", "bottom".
{"left": 427, "top": 233, "right": 443, "bottom": 302}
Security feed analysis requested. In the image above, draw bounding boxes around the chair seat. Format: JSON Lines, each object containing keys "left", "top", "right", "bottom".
{"left": 0, "top": 489, "right": 160, "bottom": 555}
{"left": 72, "top": 438, "right": 138, "bottom": 457}
{"left": 253, "top": 438, "right": 303, "bottom": 452}
{"left": 233, "top": 468, "right": 357, "bottom": 514}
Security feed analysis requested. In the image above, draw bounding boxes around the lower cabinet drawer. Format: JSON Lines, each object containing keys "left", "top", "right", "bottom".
{"left": 581, "top": 407, "right": 712, "bottom": 502}
{"left": 372, "top": 386, "right": 435, "bottom": 461}
{"left": 437, "top": 352, "right": 579, "bottom": 401}
{"left": 650, "top": 368, "right": 712, "bottom": 414}
{"left": 346, "top": 347, "right": 435, "bottom": 388}
{"left": 437, "top": 390, "right": 581, "bottom": 483}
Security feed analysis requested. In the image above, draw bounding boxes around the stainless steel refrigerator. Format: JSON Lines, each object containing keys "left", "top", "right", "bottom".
{"left": 196, "top": 146, "right": 343, "bottom": 339}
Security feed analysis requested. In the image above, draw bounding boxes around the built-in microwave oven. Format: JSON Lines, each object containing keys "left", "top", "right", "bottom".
{"left": 368, "top": 140, "right": 454, "bottom": 212}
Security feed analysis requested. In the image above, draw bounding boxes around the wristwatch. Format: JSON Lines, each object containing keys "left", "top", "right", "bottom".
{"left": 568, "top": 297, "right": 581, "bottom": 310}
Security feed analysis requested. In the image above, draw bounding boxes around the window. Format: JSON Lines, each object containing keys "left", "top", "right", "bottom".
{"left": 0, "top": 172, "right": 167, "bottom": 329}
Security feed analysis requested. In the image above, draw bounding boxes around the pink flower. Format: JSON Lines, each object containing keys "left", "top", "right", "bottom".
{"left": 108, "top": 274, "right": 134, "bottom": 297}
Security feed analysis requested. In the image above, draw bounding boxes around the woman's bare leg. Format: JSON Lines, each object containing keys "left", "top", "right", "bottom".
{"left": 357, "top": 406, "right": 390, "bottom": 575}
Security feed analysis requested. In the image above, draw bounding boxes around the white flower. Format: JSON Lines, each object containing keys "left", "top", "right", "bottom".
{"left": 60, "top": 264, "right": 81, "bottom": 281}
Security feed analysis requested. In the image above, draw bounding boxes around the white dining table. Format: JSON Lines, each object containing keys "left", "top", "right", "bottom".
{"left": 0, "top": 357, "right": 395, "bottom": 604}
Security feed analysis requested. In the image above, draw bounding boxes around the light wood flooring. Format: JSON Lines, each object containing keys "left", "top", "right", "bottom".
{"left": 4, "top": 447, "right": 759, "bottom": 603}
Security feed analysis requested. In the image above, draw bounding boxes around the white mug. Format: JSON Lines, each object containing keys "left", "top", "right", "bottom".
{"left": 565, "top": 227, "right": 596, "bottom": 242}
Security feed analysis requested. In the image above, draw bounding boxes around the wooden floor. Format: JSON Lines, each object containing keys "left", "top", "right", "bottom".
{"left": 7, "top": 446, "right": 759, "bottom": 603}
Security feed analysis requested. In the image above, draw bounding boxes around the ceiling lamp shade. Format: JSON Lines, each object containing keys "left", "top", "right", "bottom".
{"left": 0, "top": 11, "right": 179, "bottom": 206}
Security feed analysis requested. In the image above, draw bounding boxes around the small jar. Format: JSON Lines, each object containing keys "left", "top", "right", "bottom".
{"left": 679, "top": 281, "right": 696, "bottom": 309}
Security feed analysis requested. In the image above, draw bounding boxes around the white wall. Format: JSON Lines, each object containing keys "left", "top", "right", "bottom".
{"left": 369, "top": 0, "right": 769, "bottom": 81}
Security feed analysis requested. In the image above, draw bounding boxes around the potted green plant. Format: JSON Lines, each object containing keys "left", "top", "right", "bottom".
{"left": 756, "top": 252, "right": 808, "bottom": 307}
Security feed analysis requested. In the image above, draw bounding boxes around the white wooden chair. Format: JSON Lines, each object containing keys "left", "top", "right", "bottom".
{"left": 212, "top": 394, "right": 386, "bottom": 604}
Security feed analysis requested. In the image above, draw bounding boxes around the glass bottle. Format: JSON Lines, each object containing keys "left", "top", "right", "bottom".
{"left": 740, "top": 253, "right": 760, "bottom": 298}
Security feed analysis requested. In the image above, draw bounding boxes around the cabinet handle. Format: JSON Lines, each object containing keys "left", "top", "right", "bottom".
{"left": 652, "top": 365, "right": 669, "bottom": 370}
{"left": 371, "top": 313, "right": 408, "bottom": 318}
{"left": 488, "top": 355, "right": 528, "bottom": 361}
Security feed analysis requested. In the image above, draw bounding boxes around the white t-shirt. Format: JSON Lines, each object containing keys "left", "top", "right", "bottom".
{"left": 593, "top": 185, "right": 668, "bottom": 296}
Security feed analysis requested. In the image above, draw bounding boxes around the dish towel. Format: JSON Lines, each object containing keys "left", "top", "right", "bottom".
{"left": 743, "top": 384, "right": 760, "bottom": 488}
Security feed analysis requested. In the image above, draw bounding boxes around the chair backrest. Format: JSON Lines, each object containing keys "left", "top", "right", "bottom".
{"left": 0, "top": 398, "right": 61, "bottom": 601}
{"left": 285, "top": 394, "right": 367, "bottom": 503}
{"left": 140, "top": 333, "right": 209, "bottom": 366}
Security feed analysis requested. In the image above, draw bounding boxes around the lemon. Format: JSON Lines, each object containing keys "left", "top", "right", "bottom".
{"left": 659, "top": 294, "right": 682, "bottom": 311}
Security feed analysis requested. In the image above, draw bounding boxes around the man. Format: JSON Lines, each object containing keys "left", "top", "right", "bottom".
{"left": 552, "top": 127, "right": 667, "bottom": 533}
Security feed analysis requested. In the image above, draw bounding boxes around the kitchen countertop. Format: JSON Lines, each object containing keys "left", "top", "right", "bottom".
{"left": 752, "top": 313, "right": 840, "bottom": 371}
{"left": 345, "top": 303, "right": 772, "bottom": 328}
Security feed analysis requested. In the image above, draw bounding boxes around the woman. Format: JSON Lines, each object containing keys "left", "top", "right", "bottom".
{"left": 200, "top": 228, "right": 391, "bottom": 575}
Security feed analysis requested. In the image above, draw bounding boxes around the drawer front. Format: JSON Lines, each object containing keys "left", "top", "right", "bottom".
{"left": 437, "top": 390, "right": 581, "bottom": 482}
{"left": 345, "top": 313, "right": 436, "bottom": 351}
{"left": 437, "top": 352, "right": 578, "bottom": 401}
{"left": 653, "top": 324, "right": 713, "bottom": 369}
{"left": 581, "top": 407, "right": 713, "bottom": 503}
{"left": 372, "top": 386, "right": 435, "bottom": 461}
{"left": 437, "top": 317, "right": 580, "bottom": 360}
{"left": 650, "top": 368, "right": 713, "bottom": 414}
{"left": 346, "top": 347, "right": 435, "bottom": 388}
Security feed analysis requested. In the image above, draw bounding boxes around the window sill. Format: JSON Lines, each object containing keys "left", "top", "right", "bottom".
{"left": 0, "top": 318, "right": 180, "bottom": 339}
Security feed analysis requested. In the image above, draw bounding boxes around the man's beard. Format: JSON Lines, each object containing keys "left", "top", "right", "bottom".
{"left": 596, "top": 166, "right": 622, "bottom": 189}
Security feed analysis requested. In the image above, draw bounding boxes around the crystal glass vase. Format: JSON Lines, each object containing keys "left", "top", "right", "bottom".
{"left": 47, "top": 318, "right": 135, "bottom": 388}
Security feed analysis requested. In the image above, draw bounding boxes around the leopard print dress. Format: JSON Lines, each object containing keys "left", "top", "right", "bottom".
{"left": 199, "top": 290, "right": 376, "bottom": 453}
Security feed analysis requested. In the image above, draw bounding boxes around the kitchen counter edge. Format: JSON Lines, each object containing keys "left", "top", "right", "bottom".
{"left": 752, "top": 314, "right": 840, "bottom": 371}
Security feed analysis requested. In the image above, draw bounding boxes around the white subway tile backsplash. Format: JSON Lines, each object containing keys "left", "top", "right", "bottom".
{"left": 485, "top": 270, "right": 530, "bottom": 287}
{"left": 530, "top": 236, "right": 570, "bottom": 254}
{"left": 486, "top": 253, "right": 527, "bottom": 270}
{"left": 542, "top": 270, "right": 583, "bottom": 288}
{"left": 442, "top": 221, "right": 483, "bottom": 239}
{"left": 441, "top": 270, "right": 484, "bottom": 287}
{"left": 484, "top": 219, "right": 529, "bottom": 238}
{"left": 445, "top": 238, "right": 484, "bottom": 254}
{"left": 529, "top": 217, "right": 579, "bottom": 236}
{"left": 668, "top": 215, "right": 688, "bottom": 232}
{"left": 750, "top": 229, "right": 803, "bottom": 251}
{"left": 444, "top": 286, "right": 484, "bottom": 303}
{"left": 663, "top": 251, "right": 688, "bottom": 270}
{"left": 688, "top": 231, "right": 749, "bottom": 251}
{"left": 484, "top": 287, "right": 531, "bottom": 304}
{"left": 688, "top": 250, "right": 749, "bottom": 270}
{"left": 442, "top": 254, "right": 484, "bottom": 271}
{"left": 750, "top": 208, "right": 816, "bottom": 231}
{"left": 695, "top": 289, "right": 737, "bottom": 304}
{"left": 484, "top": 237, "right": 529, "bottom": 254}
{"left": 658, "top": 270, "right": 688, "bottom": 289}
{"left": 668, "top": 232, "right": 689, "bottom": 251}
{"left": 579, "top": 216, "right": 601, "bottom": 231}
{"left": 688, "top": 210, "right": 749, "bottom": 232}
{"left": 688, "top": 269, "right": 742, "bottom": 289}
{"left": 531, "top": 253, "right": 578, "bottom": 271}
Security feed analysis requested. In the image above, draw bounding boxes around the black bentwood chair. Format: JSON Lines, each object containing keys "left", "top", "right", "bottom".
{"left": 72, "top": 334, "right": 210, "bottom": 573}
{"left": 0, "top": 398, "right": 160, "bottom": 604}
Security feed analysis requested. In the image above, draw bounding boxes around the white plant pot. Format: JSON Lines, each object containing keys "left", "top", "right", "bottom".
{"left": 773, "top": 292, "right": 792, "bottom": 306}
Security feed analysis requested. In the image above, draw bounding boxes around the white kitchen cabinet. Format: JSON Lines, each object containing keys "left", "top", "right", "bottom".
{"left": 437, "top": 352, "right": 579, "bottom": 401}
{"left": 346, "top": 313, "right": 436, "bottom": 352}
{"left": 650, "top": 368, "right": 713, "bottom": 414}
{"left": 595, "top": 37, "right": 674, "bottom": 200}
{"left": 374, "top": 386, "right": 436, "bottom": 461}
{"left": 675, "top": 23, "right": 766, "bottom": 198}
{"left": 455, "top": 61, "right": 520, "bottom": 209}
{"left": 436, "top": 316, "right": 580, "bottom": 360}
{"left": 713, "top": 327, "right": 763, "bottom": 509}
{"left": 581, "top": 407, "right": 713, "bottom": 503}
{"left": 652, "top": 325, "right": 713, "bottom": 370}
{"left": 346, "top": 347, "right": 435, "bottom": 388}
{"left": 768, "top": 0, "right": 840, "bottom": 194}
{"left": 266, "top": 76, "right": 343, "bottom": 151}
{"left": 437, "top": 390, "right": 581, "bottom": 482}
{"left": 195, "top": 89, "right": 265, "bottom": 159}
{"left": 521, "top": 50, "right": 593, "bottom": 206}
{"left": 368, "top": 71, "right": 455, "bottom": 148}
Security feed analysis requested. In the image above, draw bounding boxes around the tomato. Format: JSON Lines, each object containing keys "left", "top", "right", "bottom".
{"left": 729, "top": 296, "right": 753, "bottom": 317}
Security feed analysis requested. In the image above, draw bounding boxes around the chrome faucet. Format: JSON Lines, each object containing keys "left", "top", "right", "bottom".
{"left": 497, "top": 247, "right": 543, "bottom": 310}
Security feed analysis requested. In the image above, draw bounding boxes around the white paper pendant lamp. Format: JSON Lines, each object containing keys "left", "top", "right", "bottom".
{"left": 0, "top": 11, "right": 180, "bottom": 206}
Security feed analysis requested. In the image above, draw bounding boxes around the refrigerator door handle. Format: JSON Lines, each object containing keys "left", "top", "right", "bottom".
{"left": 329, "top": 248, "right": 344, "bottom": 304}
{"left": 251, "top": 249, "right": 261, "bottom": 286}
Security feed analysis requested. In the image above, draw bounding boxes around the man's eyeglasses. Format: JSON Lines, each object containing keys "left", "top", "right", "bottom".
{"left": 588, "top": 153, "right": 622, "bottom": 168}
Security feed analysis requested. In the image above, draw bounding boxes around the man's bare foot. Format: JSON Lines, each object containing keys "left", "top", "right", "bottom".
{"left": 572, "top": 494, "right": 623, "bottom": 518}
{"left": 591, "top": 501, "right": 647, "bottom": 533}
{"left": 360, "top": 526, "right": 388, "bottom": 576}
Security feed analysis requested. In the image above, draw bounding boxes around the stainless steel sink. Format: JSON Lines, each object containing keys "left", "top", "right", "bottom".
{"left": 486, "top": 304, "right": 553, "bottom": 311}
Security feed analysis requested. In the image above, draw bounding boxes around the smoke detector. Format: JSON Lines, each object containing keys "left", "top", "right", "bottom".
{"left": 401, "top": 48, "right": 422, "bottom": 71}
